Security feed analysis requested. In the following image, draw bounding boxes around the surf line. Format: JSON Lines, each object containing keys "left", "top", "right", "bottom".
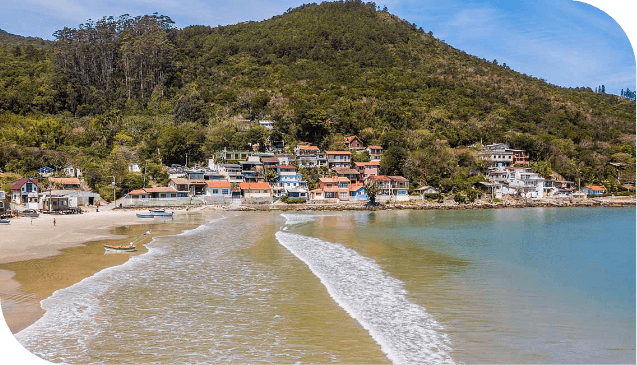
{"left": 275, "top": 229, "right": 454, "bottom": 364}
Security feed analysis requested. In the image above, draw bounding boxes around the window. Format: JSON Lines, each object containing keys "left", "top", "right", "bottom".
{"left": 222, "top": 189, "right": 229, "bottom": 195}
{"left": 340, "top": 192, "right": 347, "bottom": 198}
{"left": 254, "top": 190, "right": 260, "bottom": 193}
{"left": 212, "top": 189, "right": 219, "bottom": 194}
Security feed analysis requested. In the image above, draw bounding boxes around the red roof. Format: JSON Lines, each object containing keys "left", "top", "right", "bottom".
{"left": 389, "top": 176, "right": 408, "bottom": 182}
{"left": 367, "top": 145, "right": 382, "bottom": 150}
{"left": 586, "top": 185, "right": 605, "bottom": 192}
{"left": 370, "top": 175, "right": 391, "bottom": 181}
{"left": 239, "top": 182, "right": 271, "bottom": 190}
{"left": 276, "top": 165, "right": 296, "bottom": 170}
{"left": 129, "top": 189, "right": 148, "bottom": 196}
{"left": 145, "top": 187, "right": 178, "bottom": 193}
{"left": 299, "top": 146, "right": 319, "bottom": 150}
{"left": 49, "top": 177, "right": 80, "bottom": 185}
{"left": 10, "top": 178, "right": 39, "bottom": 190}
{"left": 344, "top": 135, "right": 359, "bottom": 143}
{"left": 206, "top": 181, "right": 231, "bottom": 188}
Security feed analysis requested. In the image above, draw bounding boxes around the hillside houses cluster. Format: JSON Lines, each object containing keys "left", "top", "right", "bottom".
{"left": 124, "top": 135, "right": 414, "bottom": 206}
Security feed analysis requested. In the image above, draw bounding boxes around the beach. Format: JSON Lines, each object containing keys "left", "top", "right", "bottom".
{"left": 0, "top": 198, "right": 634, "bottom": 356}
{"left": 0, "top": 207, "right": 209, "bottom": 333}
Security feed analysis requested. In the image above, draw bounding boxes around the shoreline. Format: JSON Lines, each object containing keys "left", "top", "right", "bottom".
{"left": 0, "top": 198, "right": 633, "bottom": 335}
{"left": 0, "top": 207, "right": 210, "bottom": 334}
{"left": 226, "top": 196, "right": 636, "bottom": 211}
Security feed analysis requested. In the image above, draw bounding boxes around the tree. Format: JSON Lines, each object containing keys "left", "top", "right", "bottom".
{"left": 364, "top": 180, "right": 379, "bottom": 205}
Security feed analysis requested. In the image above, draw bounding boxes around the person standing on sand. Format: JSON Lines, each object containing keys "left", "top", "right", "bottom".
{"left": 53, "top": 218, "right": 56, "bottom": 227}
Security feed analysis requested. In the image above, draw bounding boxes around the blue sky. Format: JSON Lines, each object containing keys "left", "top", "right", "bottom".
{"left": 2, "top": 0, "right": 635, "bottom": 96}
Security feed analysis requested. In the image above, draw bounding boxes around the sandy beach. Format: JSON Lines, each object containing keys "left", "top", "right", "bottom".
{"left": 0, "top": 207, "right": 209, "bottom": 333}
{"left": 0, "top": 197, "right": 634, "bottom": 335}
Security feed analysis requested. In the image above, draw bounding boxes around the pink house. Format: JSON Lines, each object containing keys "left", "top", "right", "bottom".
{"left": 354, "top": 161, "right": 380, "bottom": 180}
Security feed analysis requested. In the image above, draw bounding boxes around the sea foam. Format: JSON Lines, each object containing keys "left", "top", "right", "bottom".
{"left": 276, "top": 214, "right": 454, "bottom": 364}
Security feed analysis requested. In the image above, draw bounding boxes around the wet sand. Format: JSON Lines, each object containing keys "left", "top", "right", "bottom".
{"left": 0, "top": 208, "right": 209, "bottom": 333}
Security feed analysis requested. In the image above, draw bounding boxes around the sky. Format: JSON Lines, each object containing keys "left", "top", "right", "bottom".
{"left": 1, "top": 0, "right": 635, "bottom": 96}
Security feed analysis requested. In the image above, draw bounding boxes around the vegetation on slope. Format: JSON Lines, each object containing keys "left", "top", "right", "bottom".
{"left": 0, "top": 1, "right": 634, "bottom": 199}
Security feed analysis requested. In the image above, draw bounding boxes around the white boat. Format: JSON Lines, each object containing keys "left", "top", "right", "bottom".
{"left": 104, "top": 230, "right": 151, "bottom": 253}
{"left": 150, "top": 209, "right": 173, "bottom": 217}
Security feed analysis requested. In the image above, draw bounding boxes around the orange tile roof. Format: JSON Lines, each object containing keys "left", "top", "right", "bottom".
{"left": 128, "top": 189, "right": 148, "bottom": 195}
{"left": 239, "top": 182, "right": 271, "bottom": 190}
{"left": 206, "top": 181, "right": 231, "bottom": 188}
{"left": 299, "top": 146, "right": 319, "bottom": 150}
{"left": 367, "top": 145, "right": 382, "bottom": 149}
{"left": 585, "top": 185, "right": 605, "bottom": 191}
{"left": 276, "top": 165, "right": 296, "bottom": 170}
{"left": 49, "top": 177, "right": 81, "bottom": 185}
{"left": 389, "top": 176, "right": 408, "bottom": 182}
{"left": 344, "top": 135, "right": 358, "bottom": 143}
{"left": 145, "top": 187, "right": 178, "bottom": 193}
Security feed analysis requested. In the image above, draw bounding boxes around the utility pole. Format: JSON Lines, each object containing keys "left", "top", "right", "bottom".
{"left": 143, "top": 161, "right": 148, "bottom": 188}
{"left": 108, "top": 175, "right": 116, "bottom": 205}
{"left": 185, "top": 153, "right": 188, "bottom": 168}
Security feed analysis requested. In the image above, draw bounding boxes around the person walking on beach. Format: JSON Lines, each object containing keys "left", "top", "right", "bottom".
{"left": 53, "top": 218, "right": 56, "bottom": 227}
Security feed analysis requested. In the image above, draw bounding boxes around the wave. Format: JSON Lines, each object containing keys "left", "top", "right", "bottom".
{"left": 275, "top": 230, "right": 454, "bottom": 364}
{"left": 14, "top": 217, "right": 225, "bottom": 362}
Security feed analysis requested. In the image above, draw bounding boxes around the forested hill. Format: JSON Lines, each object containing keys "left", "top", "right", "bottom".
{"left": 0, "top": 1, "right": 635, "bottom": 197}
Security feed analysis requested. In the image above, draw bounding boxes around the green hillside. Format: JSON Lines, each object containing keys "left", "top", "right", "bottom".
{"left": 0, "top": 1, "right": 634, "bottom": 198}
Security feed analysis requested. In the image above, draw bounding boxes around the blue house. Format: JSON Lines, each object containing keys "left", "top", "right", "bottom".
{"left": 349, "top": 183, "right": 368, "bottom": 201}
{"left": 38, "top": 166, "right": 54, "bottom": 177}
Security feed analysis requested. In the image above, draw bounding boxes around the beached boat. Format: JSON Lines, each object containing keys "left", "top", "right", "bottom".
{"left": 104, "top": 230, "right": 151, "bottom": 252}
{"left": 0, "top": 219, "right": 10, "bottom": 224}
{"left": 103, "top": 243, "right": 136, "bottom": 252}
{"left": 136, "top": 213, "right": 155, "bottom": 218}
{"left": 149, "top": 209, "right": 173, "bottom": 217}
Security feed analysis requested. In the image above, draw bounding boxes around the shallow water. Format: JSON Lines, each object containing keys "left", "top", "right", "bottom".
{"left": 14, "top": 208, "right": 636, "bottom": 363}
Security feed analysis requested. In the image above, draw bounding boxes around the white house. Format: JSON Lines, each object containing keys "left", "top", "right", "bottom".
{"left": 129, "top": 162, "right": 142, "bottom": 173}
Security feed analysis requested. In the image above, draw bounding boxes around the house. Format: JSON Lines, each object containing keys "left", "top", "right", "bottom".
{"left": 344, "top": 135, "right": 365, "bottom": 150}
{"left": 332, "top": 167, "right": 361, "bottom": 183}
{"left": 367, "top": 175, "right": 392, "bottom": 196}
{"left": 479, "top": 144, "right": 530, "bottom": 168}
{"left": 258, "top": 120, "right": 275, "bottom": 129}
{"left": 275, "top": 165, "right": 308, "bottom": 194}
{"left": 39, "top": 190, "right": 101, "bottom": 211}
{"left": 354, "top": 161, "right": 380, "bottom": 180}
{"left": 240, "top": 157, "right": 264, "bottom": 182}
{"left": 366, "top": 175, "right": 409, "bottom": 201}
{"left": 415, "top": 186, "right": 438, "bottom": 194}
{"left": 318, "top": 177, "right": 350, "bottom": 201}
{"left": 216, "top": 150, "right": 251, "bottom": 162}
{"left": 10, "top": 178, "right": 39, "bottom": 208}
{"left": 295, "top": 146, "right": 325, "bottom": 168}
{"left": 127, "top": 186, "right": 180, "bottom": 199}
{"left": 260, "top": 157, "right": 280, "bottom": 170}
{"left": 582, "top": 185, "right": 606, "bottom": 195}
{"left": 326, "top": 151, "right": 352, "bottom": 169}
{"left": 168, "top": 178, "right": 191, "bottom": 197}
{"left": 63, "top": 165, "right": 82, "bottom": 177}
{"left": 129, "top": 162, "right": 142, "bottom": 173}
{"left": 389, "top": 176, "right": 410, "bottom": 201}
{"left": 0, "top": 191, "right": 9, "bottom": 213}
{"left": 366, "top": 146, "right": 383, "bottom": 161}
{"left": 349, "top": 183, "right": 368, "bottom": 201}
{"left": 49, "top": 177, "right": 81, "bottom": 190}
{"left": 486, "top": 167, "right": 544, "bottom": 198}
{"left": 38, "top": 166, "right": 54, "bottom": 178}
{"left": 204, "top": 181, "right": 232, "bottom": 201}
{"left": 219, "top": 164, "right": 243, "bottom": 183}
{"left": 239, "top": 182, "right": 273, "bottom": 202}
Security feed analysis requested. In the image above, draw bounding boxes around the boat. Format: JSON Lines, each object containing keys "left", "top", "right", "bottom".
{"left": 0, "top": 219, "right": 10, "bottom": 225}
{"left": 104, "top": 230, "right": 151, "bottom": 252}
{"left": 149, "top": 209, "right": 173, "bottom": 217}
{"left": 103, "top": 243, "right": 136, "bottom": 252}
{"left": 136, "top": 213, "right": 155, "bottom": 218}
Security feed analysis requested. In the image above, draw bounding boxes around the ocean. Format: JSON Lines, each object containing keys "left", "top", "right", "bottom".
{"left": 14, "top": 207, "right": 636, "bottom": 363}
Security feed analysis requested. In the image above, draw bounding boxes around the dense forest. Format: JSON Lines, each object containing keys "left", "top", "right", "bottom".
{"left": 0, "top": 1, "right": 635, "bottom": 199}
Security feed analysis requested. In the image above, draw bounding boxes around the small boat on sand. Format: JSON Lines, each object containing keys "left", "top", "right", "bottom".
{"left": 103, "top": 243, "right": 136, "bottom": 252}
{"left": 136, "top": 213, "right": 155, "bottom": 218}
{"left": 0, "top": 219, "right": 10, "bottom": 225}
{"left": 149, "top": 209, "right": 173, "bottom": 217}
{"left": 104, "top": 230, "right": 151, "bottom": 252}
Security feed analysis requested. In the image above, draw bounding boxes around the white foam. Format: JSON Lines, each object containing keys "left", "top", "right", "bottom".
{"left": 280, "top": 213, "right": 334, "bottom": 226}
{"left": 275, "top": 231, "right": 454, "bottom": 364}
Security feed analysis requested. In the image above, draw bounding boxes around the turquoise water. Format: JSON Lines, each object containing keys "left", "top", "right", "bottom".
{"left": 15, "top": 207, "right": 635, "bottom": 363}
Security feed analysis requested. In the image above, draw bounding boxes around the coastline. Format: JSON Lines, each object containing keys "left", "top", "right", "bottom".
{"left": 0, "top": 197, "right": 633, "bottom": 335}
{"left": 0, "top": 207, "right": 210, "bottom": 334}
